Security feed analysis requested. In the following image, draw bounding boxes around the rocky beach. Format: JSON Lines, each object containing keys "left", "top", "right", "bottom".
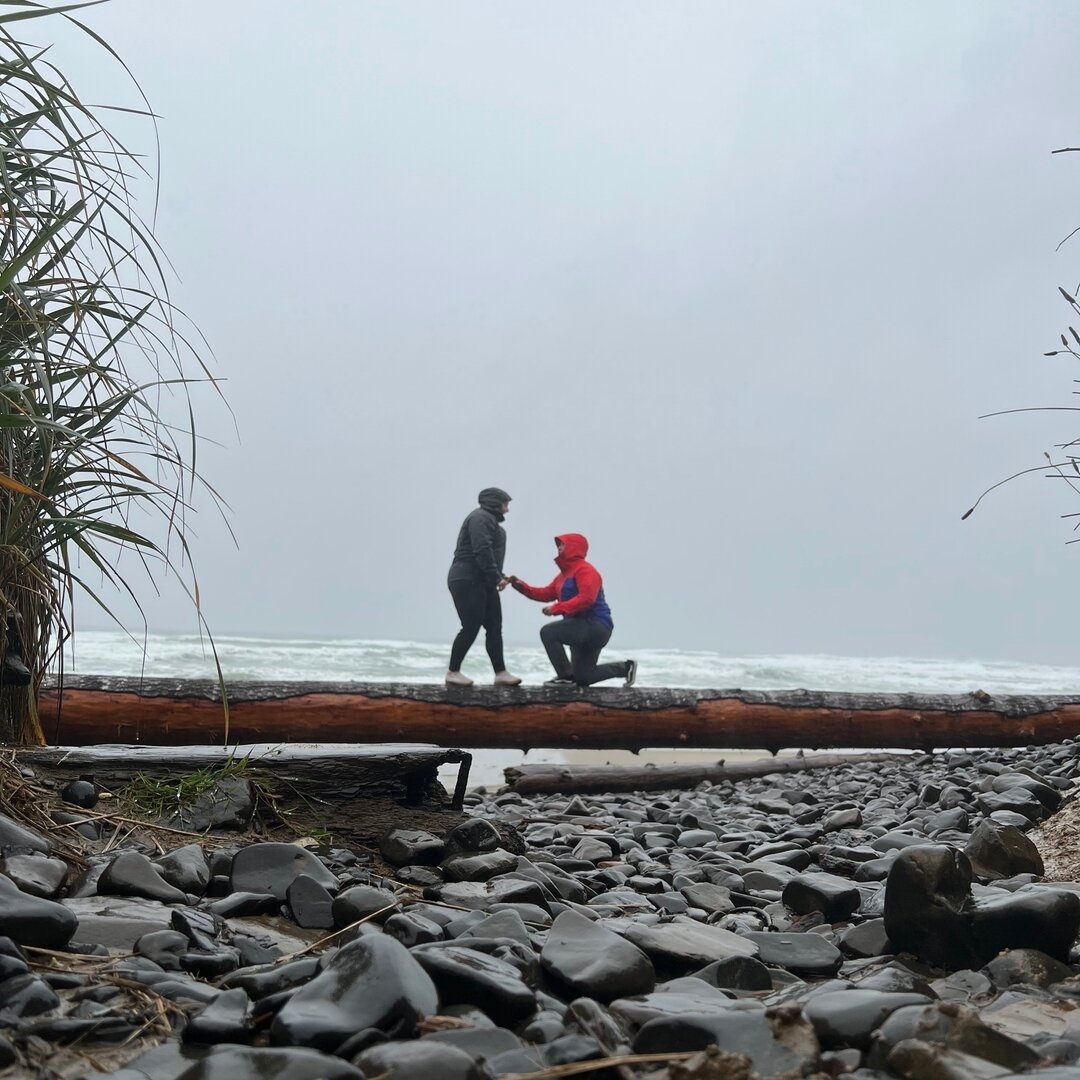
{"left": 3, "top": 741, "right": 1080, "bottom": 1079}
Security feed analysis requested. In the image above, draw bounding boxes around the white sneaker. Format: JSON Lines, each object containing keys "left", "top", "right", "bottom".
{"left": 494, "top": 671, "right": 522, "bottom": 686}
{"left": 445, "top": 671, "right": 474, "bottom": 687}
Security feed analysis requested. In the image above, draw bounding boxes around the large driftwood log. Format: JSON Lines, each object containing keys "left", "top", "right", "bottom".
{"left": 37, "top": 676, "right": 1080, "bottom": 751}
{"left": 504, "top": 751, "right": 914, "bottom": 795}
{"left": 19, "top": 743, "right": 474, "bottom": 809}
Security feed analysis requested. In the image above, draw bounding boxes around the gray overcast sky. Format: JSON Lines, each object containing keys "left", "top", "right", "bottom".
{"left": 47, "top": 1, "right": 1080, "bottom": 662}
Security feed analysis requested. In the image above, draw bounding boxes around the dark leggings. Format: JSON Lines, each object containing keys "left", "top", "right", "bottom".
{"left": 448, "top": 579, "right": 505, "bottom": 673}
{"left": 541, "top": 617, "right": 628, "bottom": 686}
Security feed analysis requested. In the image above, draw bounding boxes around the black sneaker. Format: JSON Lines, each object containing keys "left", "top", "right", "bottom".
{"left": 624, "top": 660, "right": 638, "bottom": 688}
{"left": 544, "top": 677, "right": 575, "bottom": 686}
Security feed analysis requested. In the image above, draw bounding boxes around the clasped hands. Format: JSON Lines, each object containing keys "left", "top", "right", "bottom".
{"left": 498, "top": 575, "right": 556, "bottom": 617}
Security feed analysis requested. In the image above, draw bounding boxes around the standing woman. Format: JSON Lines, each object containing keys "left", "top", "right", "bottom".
{"left": 445, "top": 487, "right": 522, "bottom": 687}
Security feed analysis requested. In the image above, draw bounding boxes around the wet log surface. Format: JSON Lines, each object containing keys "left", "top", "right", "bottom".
{"left": 504, "top": 751, "right": 914, "bottom": 795}
{"left": 18, "top": 742, "right": 474, "bottom": 814}
{"left": 37, "top": 676, "right": 1080, "bottom": 751}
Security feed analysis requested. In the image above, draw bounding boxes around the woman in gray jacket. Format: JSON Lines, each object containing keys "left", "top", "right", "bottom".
{"left": 445, "top": 487, "right": 522, "bottom": 687}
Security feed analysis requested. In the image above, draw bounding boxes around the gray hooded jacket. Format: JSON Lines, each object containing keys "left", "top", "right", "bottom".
{"left": 448, "top": 487, "right": 511, "bottom": 587}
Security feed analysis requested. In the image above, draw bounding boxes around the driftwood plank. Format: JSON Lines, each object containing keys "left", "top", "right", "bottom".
{"left": 36, "top": 676, "right": 1080, "bottom": 752}
{"left": 503, "top": 751, "right": 914, "bottom": 795}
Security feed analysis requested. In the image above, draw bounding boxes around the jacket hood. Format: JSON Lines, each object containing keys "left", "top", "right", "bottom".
{"left": 478, "top": 487, "right": 511, "bottom": 520}
{"left": 555, "top": 532, "right": 589, "bottom": 570}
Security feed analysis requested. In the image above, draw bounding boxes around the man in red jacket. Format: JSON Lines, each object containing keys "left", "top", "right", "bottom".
{"left": 510, "top": 533, "right": 637, "bottom": 687}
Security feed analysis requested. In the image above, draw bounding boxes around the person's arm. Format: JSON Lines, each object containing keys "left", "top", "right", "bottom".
{"left": 548, "top": 564, "right": 601, "bottom": 616}
{"left": 468, "top": 513, "right": 503, "bottom": 586}
{"left": 511, "top": 576, "right": 559, "bottom": 602}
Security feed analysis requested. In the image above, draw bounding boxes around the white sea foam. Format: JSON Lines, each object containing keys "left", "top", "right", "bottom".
{"left": 58, "top": 631, "right": 1080, "bottom": 787}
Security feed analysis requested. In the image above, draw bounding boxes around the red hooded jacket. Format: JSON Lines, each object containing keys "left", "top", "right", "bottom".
{"left": 512, "top": 533, "right": 613, "bottom": 628}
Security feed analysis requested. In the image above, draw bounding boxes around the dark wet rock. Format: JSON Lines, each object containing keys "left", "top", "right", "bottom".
{"left": 383, "top": 911, "right": 445, "bottom": 946}
{"left": 64, "top": 895, "right": 174, "bottom": 948}
{"left": 985, "top": 948, "right": 1075, "bottom": 989}
{"left": 609, "top": 980, "right": 740, "bottom": 1030}
{"left": 0, "top": 811, "right": 50, "bottom": 856}
{"left": 230, "top": 843, "right": 339, "bottom": 900}
{"left": 931, "top": 969, "right": 994, "bottom": 1002}
{"left": 693, "top": 954, "right": 773, "bottom": 991}
{"left": 396, "top": 865, "right": 444, "bottom": 889}
{"left": 868, "top": 1001, "right": 1043, "bottom": 1072}
{"left": 23, "top": 1015, "right": 139, "bottom": 1043}
{"left": 434, "top": 878, "right": 549, "bottom": 912}
{"left": 802, "top": 989, "right": 933, "bottom": 1050}
{"left": 271, "top": 935, "right": 437, "bottom": 1051}
{"left": 976, "top": 787, "right": 1044, "bottom": 822}
{"left": 964, "top": 820, "right": 1044, "bottom": 881}
{"left": 332, "top": 884, "right": 398, "bottom": 927}
{"left": 206, "top": 891, "right": 280, "bottom": 918}
{"left": 0, "top": 1035, "right": 13, "bottom": 1068}
{"left": 0, "top": 937, "right": 28, "bottom": 983}
{"left": 99, "top": 851, "right": 190, "bottom": 904}
{"left": 220, "top": 955, "right": 320, "bottom": 999}
{"left": 1, "top": 854, "right": 66, "bottom": 898}
{"left": 180, "top": 947, "right": 241, "bottom": 978}
{"left": 540, "top": 910, "right": 654, "bottom": 1001}
{"left": 134, "top": 929, "right": 189, "bottom": 971}
{"left": 0, "top": 971, "right": 59, "bottom": 1017}
{"left": 839, "top": 918, "right": 893, "bottom": 959}
{"left": 183, "top": 988, "right": 253, "bottom": 1045}
{"left": 353, "top": 1039, "right": 483, "bottom": 1079}
{"left": 423, "top": 1026, "right": 524, "bottom": 1061}
{"left": 173, "top": 1045, "right": 365, "bottom": 1079}
{"left": 680, "top": 881, "right": 734, "bottom": 914}
{"left": 887, "top": 1037, "right": 1017, "bottom": 1079}
{"left": 0, "top": 872, "right": 76, "bottom": 949}
{"left": 287, "top": 874, "right": 335, "bottom": 929}
{"left": 634, "top": 1002, "right": 820, "bottom": 1076}
{"left": 413, "top": 944, "right": 537, "bottom": 1026}
{"left": 156, "top": 845, "right": 211, "bottom": 895}
{"left": 458, "top": 908, "right": 531, "bottom": 945}
{"left": 445, "top": 818, "right": 502, "bottom": 855}
{"left": 742, "top": 930, "right": 843, "bottom": 976}
{"left": 379, "top": 828, "right": 445, "bottom": 866}
{"left": 971, "top": 888, "right": 1080, "bottom": 964}
{"left": 855, "top": 965, "right": 936, "bottom": 997}
{"left": 168, "top": 776, "right": 256, "bottom": 833}
{"left": 442, "top": 849, "right": 518, "bottom": 882}
{"left": 61, "top": 779, "right": 98, "bottom": 809}
{"left": 782, "top": 871, "right": 861, "bottom": 922}
{"left": 620, "top": 915, "right": 758, "bottom": 972}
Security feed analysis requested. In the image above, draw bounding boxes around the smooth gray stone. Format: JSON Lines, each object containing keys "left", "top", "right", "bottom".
{"left": 423, "top": 1027, "right": 523, "bottom": 1061}
{"left": 183, "top": 988, "right": 253, "bottom": 1045}
{"left": 287, "top": 874, "right": 335, "bottom": 929}
{"left": 976, "top": 788, "right": 1043, "bottom": 822}
{"left": 931, "top": 969, "right": 994, "bottom": 1002}
{"left": 0, "top": 872, "right": 76, "bottom": 949}
{"left": 174, "top": 1045, "right": 365, "bottom": 1079}
{"left": 887, "top": 1038, "right": 1019, "bottom": 1080}
{"left": 134, "top": 929, "right": 189, "bottom": 971}
{"left": 610, "top": 986, "right": 745, "bottom": 1030}
{"left": 867, "top": 1002, "right": 1042, "bottom": 1072}
{"left": 206, "top": 891, "right": 279, "bottom": 918}
{"left": 167, "top": 776, "right": 255, "bottom": 833}
{"left": 219, "top": 955, "right": 320, "bottom": 999}
{"left": 971, "top": 888, "right": 1080, "bottom": 964}
{"left": 413, "top": 944, "right": 536, "bottom": 1027}
{"left": 66, "top": 1040, "right": 208, "bottom": 1080}
{"left": 984, "top": 948, "right": 1074, "bottom": 989}
{"left": 379, "top": 829, "right": 445, "bottom": 867}
{"left": 457, "top": 909, "right": 531, "bottom": 946}
{"left": 353, "top": 1040, "right": 483, "bottom": 1080}
{"left": 782, "top": 872, "right": 861, "bottom": 922}
{"left": 620, "top": 915, "right": 758, "bottom": 972}
{"left": 679, "top": 882, "right": 734, "bottom": 914}
{"left": 1, "top": 854, "right": 67, "bottom": 898}
{"left": 803, "top": 989, "right": 933, "bottom": 1050}
{"left": 271, "top": 935, "right": 437, "bottom": 1051}
{"left": 445, "top": 818, "right": 502, "bottom": 854}
{"left": 541, "top": 910, "right": 654, "bottom": 1002}
{"left": 0, "top": 972, "right": 60, "bottom": 1016}
{"left": 383, "top": 911, "right": 445, "bottom": 947}
{"left": 964, "top": 820, "right": 1044, "bottom": 881}
{"left": 634, "top": 1003, "right": 820, "bottom": 1076}
{"left": 99, "top": 852, "right": 189, "bottom": 905}
{"left": 230, "top": 843, "right": 339, "bottom": 900}
{"left": 60, "top": 779, "right": 97, "bottom": 809}
{"left": 332, "top": 884, "right": 398, "bottom": 927}
{"left": 435, "top": 878, "right": 549, "bottom": 912}
{"left": 442, "top": 849, "right": 518, "bottom": 882}
{"left": 692, "top": 954, "right": 772, "bottom": 991}
{"left": 742, "top": 930, "right": 842, "bottom": 976}
{"left": 838, "top": 918, "right": 893, "bottom": 959}
{"left": 156, "top": 845, "right": 211, "bottom": 895}
{"left": 0, "top": 811, "right": 51, "bottom": 855}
